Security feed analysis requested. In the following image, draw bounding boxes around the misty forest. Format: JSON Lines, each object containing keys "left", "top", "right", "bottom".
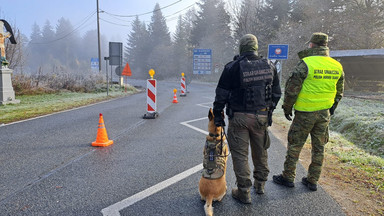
{"left": 5, "top": 0, "right": 384, "bottom": 94}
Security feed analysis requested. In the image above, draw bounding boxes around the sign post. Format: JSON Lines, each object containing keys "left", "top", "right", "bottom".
{"left": 193, "top": 49, "right": 212, "bottom": 75}
{"left": 268, "top": 44, "right": 289, "bottom": 83}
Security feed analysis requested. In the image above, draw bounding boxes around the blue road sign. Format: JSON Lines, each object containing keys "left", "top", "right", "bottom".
{"left": 91, "top": 58, "right": 99, "bottom": 69}
{"left": 268, "top": 44, "right": 289, "bottom": 60}
{"left": 193, "top": 49, "right": 212, "bottom": 74}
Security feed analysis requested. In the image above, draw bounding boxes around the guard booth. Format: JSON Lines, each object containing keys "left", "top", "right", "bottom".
{"left": 330, "top": 49, "right": 384, "bottom": 92}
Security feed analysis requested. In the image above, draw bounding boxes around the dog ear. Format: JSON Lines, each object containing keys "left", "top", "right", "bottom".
{"left": 208, "top": 108, "right": 214, "bottom": 121}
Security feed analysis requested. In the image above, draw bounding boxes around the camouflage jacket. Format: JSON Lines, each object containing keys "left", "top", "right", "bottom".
{"left": 282, "top": 47, "right": 345, "bottom": 114}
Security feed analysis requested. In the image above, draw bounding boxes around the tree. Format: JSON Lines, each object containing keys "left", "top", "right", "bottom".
{"left": 40, "top": 20, "right": 55, "bottom": 59}
{"left": 54, "top": 17, "right": 81, "bottom": 68}
{"left": 336, "top": 0, "right": 384, "bottom": 49}
{"left": 148, "top": 3, "right": 171, "bottom": 47}
{"left": 5, "top": 26, "right": 27, "bottom": 73}
{"left": 125, "top": 16, "right": 151, "bottom": 79}
{"left": 147, "top": 3, "right": 172, "bottom": 78}
{"left": 27, "top": 23, "right": 43, "bottom": 72}
{"left": 191, "top": 0, "right": 235, "bottom": 78}
{"left": 172, "top": 15, "right": 192, "bottom": 77}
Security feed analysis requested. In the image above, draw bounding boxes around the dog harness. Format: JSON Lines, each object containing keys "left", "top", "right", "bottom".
{"left": 202, "top": 138, "right": 227, "bottom": 180}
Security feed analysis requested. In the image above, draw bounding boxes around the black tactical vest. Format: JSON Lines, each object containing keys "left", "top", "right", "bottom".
{"left": 229, "top": 57, "right": 274, "bottom": 112}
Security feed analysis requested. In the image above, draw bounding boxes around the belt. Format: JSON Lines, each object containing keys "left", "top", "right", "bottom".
{"left": 234, "top": 108, "right": 268, "bottom": 115}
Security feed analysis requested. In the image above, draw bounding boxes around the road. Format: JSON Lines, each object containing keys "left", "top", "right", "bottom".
{"left": 0, "top": 80, "right": 345, "bottom": 215}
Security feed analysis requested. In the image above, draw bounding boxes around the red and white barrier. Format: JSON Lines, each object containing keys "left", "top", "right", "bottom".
{"left": 180, "top": 76, "right": 186, "bottom": 97}
{"left": 143, "top": 79, "right": 158, "bottom": 119}
{"left": 147, "top": 79, "right": 156, "bottom": 112}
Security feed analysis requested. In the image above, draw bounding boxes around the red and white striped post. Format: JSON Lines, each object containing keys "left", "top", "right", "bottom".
{"left": 146, "top": 79, "right": 156, "bottom": 112}
{"left": 180, "top": 72, "right": 186, "bottom": 97}
{"left": 143, "top": 69, "right": 158, "bottom": 119}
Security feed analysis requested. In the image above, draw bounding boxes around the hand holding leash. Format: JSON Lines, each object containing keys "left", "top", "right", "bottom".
{"left": 214, "top": 116, "right": 226, "bottom": 127}
{"left": 213, "top": 109, "right": 226, "bottom": 126}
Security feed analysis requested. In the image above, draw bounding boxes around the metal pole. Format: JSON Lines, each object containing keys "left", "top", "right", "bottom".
{"left": 105, "top": 58, "right": 109, "bottom": 96}
{"left": 96, "top": 0, "right": 102, "bottom": 73}
{"left": 280, "top": 60, "right": 283, "bottom": 85}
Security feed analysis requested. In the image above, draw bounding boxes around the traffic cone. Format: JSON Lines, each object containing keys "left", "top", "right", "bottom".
{"left": 92, "top": 113, "right": 113, "bottom": 147}
{"left": 172, "top": 89, "right": 178, "bottom": 103}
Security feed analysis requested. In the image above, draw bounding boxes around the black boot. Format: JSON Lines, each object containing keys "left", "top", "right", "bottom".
{"left": 232, "top": 187, "right": 251, "bottom": 204}
{"left": 272, "top": 174, "right": 294, "bottom": 187}
{"left": 302, "top": 177, "right": 317, "bottom": 191}
{"left": 254, "top": 180, "right": 265, "bottom": 194}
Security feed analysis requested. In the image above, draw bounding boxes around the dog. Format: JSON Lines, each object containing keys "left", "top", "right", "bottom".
{"left": 199, "top": 108, "right": 229, "bottom": 216}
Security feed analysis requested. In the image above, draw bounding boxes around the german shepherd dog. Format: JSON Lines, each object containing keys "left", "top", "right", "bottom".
{"left": 199, "top": 108, "right": 229, "bottom": 216}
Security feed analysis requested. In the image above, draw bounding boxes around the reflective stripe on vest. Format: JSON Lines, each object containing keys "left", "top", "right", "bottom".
{"left": 294, "top": 56, "right": 343, "bottom": 112}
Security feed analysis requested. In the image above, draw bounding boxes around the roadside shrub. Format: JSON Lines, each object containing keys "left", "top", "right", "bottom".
{"left": 12, "top": 67, "right": 106, "bottom": 95}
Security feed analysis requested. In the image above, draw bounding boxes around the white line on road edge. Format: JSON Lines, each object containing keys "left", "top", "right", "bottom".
{"left": 180, "top": 117, "right": 208, "bottom": 135}
{"left": 101, "top": 164, "right": 203, "bottom": 216}
{"left": 101, "top": 117, "right": 207, "bottom": 216}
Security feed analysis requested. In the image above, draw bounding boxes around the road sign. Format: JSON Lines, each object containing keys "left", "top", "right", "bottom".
{"left": 122, "top": 63, "right": 132, "bottom": 76}
{"left": 91, "top": 58, "right": 99, "bottom": 70}
{"left": 115, "top": 66, "right": 122, "bottom": 76}
{"left": 109, "top": 42, "right": 123, "bottom": 66}
{"left": 268, "top": 44, "right": 289, "bottom": 60}
{"left": 193, "top": 49, "right": 212, "bottom": 74}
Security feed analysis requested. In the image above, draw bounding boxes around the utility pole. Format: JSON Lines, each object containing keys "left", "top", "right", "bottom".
{"left": 96, "top": 0, "right": 102, "bottom": 73}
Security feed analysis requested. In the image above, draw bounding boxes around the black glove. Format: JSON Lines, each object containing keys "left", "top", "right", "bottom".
{"left": 213, "top": 109, "right": 225, "bottom": 126}
{"left": 284, "top": 112, "right": 292, "bottom": 121}
{"left": 283, "top": 105, "right": 293, "bottom": 121}
{"left": 329, "top": 103, "right": 338, "bottom": 115}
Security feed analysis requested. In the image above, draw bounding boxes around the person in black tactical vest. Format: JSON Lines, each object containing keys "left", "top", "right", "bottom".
{"left": 213, "top": 34, "right": 281, "bottom": 203}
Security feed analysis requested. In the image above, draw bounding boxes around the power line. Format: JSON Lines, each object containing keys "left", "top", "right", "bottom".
{"left": 99, "top": 3, "right": 196, "bottom": 27}
{"left": 101, "top": 0, "right": 183, "bottom": 18}
{"left": 100, "top": 18, "right": 131, "bottom": 27}
{"left": 164, "top": 3, "right": 195, "bottom": 18}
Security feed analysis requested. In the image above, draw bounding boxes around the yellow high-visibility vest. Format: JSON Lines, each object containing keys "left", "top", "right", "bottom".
{"left": 294, "top": 56, "right": 343, "bottom": 112}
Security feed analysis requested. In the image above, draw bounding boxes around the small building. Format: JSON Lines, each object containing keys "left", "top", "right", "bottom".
{"left": 330, "top": 49, "right": 384, "bottom": 92}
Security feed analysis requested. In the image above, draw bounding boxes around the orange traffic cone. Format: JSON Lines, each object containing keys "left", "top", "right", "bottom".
{"left": 172, "top": 89, "right": 178, "bottom": 103}
{"left": 92, "top": 113, "right": 113, "bottom": 147}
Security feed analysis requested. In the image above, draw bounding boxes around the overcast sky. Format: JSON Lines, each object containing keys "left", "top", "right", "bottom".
{"left": 0, "top": 0, "right": 203, "bottom": 42}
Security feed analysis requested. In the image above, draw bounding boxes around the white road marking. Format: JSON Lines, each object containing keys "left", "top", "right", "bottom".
{"left": 197, "top": 102, "right": 212, "bottom": 109}
{"left": 180, "top": 117, "right": 208, "bottom": 135}
{"left": 101, "top": 164, "right": 202, "bottom": 216}
{"left": 101, "top": 116, "right": 208, "bottom": 215}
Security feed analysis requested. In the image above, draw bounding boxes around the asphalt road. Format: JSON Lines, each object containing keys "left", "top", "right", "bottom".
{"left": 0, "top": 80, "right": 345, "bottom": 215}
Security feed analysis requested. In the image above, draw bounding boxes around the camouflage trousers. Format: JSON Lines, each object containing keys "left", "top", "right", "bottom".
{"left": 282, "top": 109, "right": 330, "bottom": 184}
{"left": 228, "top": 112, "right": 270, "bottom": 188}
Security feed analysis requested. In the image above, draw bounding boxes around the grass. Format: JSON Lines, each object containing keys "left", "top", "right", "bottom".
{"left": 330, "top": 97, "right": 384, "bottom": 157}
{"left": 0, "top": 84, "right": 139, "bottom": 124}
{"left": 272, "top": 97, "right": 384, "bottom": 193}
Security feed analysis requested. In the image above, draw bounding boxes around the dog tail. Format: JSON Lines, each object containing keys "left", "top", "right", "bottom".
{"left": 204, "top": 195, "right": 214, "bottom": 216}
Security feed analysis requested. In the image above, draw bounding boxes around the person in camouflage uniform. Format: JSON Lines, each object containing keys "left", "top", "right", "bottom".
{"left": 213, "top": 34, "right": 281, "bottom": 203}
{"left": 273, "top": 32, "right": 344, "bottom": 191}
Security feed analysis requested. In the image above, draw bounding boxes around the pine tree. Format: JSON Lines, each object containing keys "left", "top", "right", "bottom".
{"left": 147, "top": 3, "right": 172, "bottom": 78}
{"left": 172, "top": 15, "right": 192, "bottom": 77}
{"left": 27, "top": 23, "right": 43, "bottom": 71}
{"left": 148, "top": 3, "right": 171, "bottom": 47}
{"left": 54, "top": 17, "right": 80, "bottom": 68}
{"left": 125, "top": 16, "right": 150, "bottom": 79}
{"left": 40, "top": 20, "right": 55, "bottom": 59}
{"left": 190, "top": 0, "right": 234, "bottom": 77}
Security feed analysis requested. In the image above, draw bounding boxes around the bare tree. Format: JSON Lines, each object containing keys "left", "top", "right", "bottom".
{"left": 5, "top": 26, "right": 27, "bottom": 73}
